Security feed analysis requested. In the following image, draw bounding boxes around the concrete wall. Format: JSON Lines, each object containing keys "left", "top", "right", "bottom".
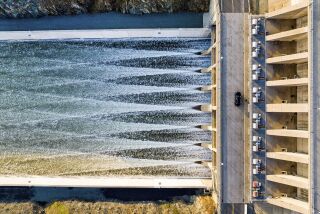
{"left": 296, "top": 14, "right": 310, "bottom": 203}
{"left": 268, "top": 0, "right": 305, "bottom": 12}
{"left": 254, "top": 202, "right": 297, "bottom": 214}
{"left": 313, "top": 0, "right": 320, "bottom": 212}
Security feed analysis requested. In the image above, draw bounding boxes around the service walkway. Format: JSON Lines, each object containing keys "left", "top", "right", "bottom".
{"left": 0, "top": 177, "right": 212, "bottom": 189}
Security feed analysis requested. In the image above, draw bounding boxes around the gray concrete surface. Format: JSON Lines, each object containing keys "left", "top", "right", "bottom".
{"left": 220, "top": 13, "right": 245, "bottom": 203}
{"left": 0, "top": 177, "right": 212, "bottom": 189}
{"left": 0, "top": 28, "right": 211, "bottom": 40}
{"left": 218, "top": 0, "right": 249, "bottom": 13}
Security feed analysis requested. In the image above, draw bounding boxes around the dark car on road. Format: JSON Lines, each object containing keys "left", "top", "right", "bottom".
{"left": 234, "top": 92, "right": 242, "bottom": 106}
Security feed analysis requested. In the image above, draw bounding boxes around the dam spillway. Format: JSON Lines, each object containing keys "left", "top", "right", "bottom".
{"left": 0, "top": 38, "right": 212, "bottom": 178}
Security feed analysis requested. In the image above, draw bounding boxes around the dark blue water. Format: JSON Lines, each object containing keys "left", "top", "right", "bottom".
{"left": 0, "top": 12, "right": 204, "bottom": 31}
{"left": 0, "top": 38, "right": 212, "bottom": 177}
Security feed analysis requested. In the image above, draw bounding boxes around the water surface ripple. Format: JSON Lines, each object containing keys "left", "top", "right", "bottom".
{"left": 0, "top": 38, "right": 211, "bottom": 177}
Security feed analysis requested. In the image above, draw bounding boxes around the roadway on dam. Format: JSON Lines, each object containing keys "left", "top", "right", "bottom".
{"left": 220, "top": 13, "right": 245, "bottom": 204}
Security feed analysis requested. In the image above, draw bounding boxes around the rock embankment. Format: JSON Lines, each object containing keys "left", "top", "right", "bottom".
{"left": 0, "top": 0, "right": 209, "bottom": 18}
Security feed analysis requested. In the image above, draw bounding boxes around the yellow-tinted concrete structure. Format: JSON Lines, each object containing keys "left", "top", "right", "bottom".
{"left": 208, "top": 0, "right": 318, "bottom": 213}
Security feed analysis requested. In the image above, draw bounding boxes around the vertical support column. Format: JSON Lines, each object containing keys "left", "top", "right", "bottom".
{"left": 250, "top": 16, "right": 266, "bottom": 201}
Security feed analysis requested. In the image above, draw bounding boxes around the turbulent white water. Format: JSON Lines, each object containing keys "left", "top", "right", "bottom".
{"left": 0, "top": 38, "right": 212, "bottom": 177}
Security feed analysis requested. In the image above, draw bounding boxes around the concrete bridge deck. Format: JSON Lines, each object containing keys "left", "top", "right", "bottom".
{"left": 0, "top": 177, "right": 212, "bottom": 189}
{"left": 0, "top": 28, "right": 210, "bottom": 41}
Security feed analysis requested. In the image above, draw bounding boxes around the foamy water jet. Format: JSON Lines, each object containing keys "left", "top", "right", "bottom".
{"left": 0, "top": 38, "right": 212, "bottom": 177}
